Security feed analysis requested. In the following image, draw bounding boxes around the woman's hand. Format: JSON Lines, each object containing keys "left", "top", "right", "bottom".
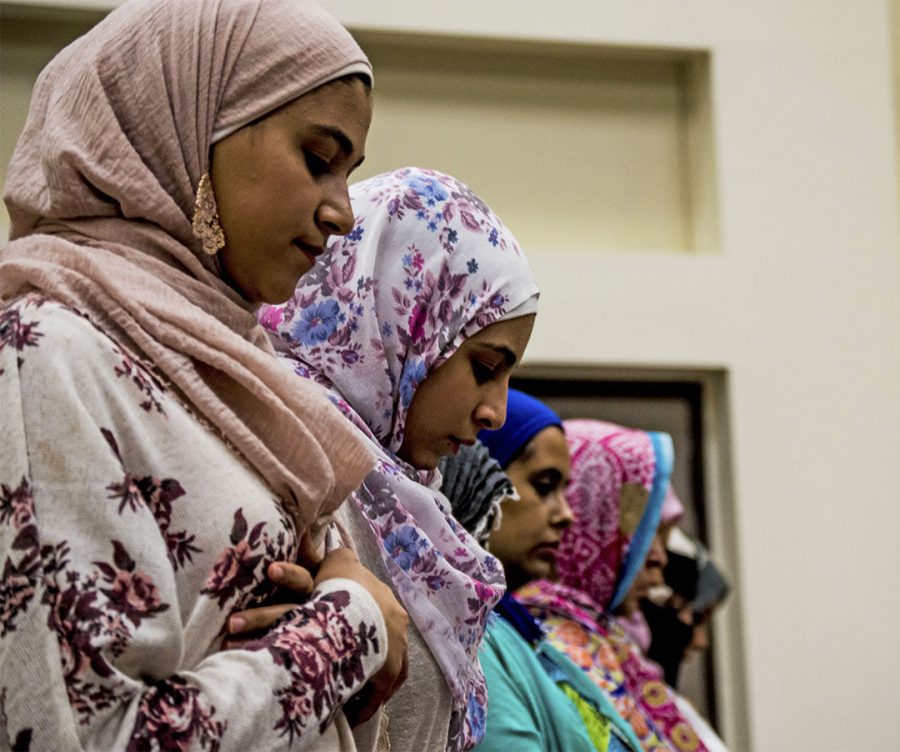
{"left": 223, "top": 561, "right": 315, "bottom": 648}
{"left": 224, "top": 547, "right": 409, "bottom": 726}
{"left": 315, "top": 548, "right": 410, "bottom": 726}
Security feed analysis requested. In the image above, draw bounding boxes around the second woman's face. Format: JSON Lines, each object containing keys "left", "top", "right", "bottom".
{"left": 488, "top": 425, "right": 573, "bottom": 592}
{"left": 398, "top": 314, "right": 535, "bottom": 470}
{"left": 210, "top": 77, "right": 372, "bottom": 304}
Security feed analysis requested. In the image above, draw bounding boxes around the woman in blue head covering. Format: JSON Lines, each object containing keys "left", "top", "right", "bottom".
{"left": 478, "top": 389, "right": 575, "bottom": 593}
{"left": 442, "top": 389, "right": 641, "bottom": 751}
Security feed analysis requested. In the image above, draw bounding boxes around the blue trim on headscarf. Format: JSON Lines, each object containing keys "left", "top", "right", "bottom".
{"left": 478, "top": 388, "right": 562, "bottom": 469}
{"left": 610, "top": 431, "right": 674, "bottom": 611}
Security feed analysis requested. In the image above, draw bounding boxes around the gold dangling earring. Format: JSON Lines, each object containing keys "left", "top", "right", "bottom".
{"left": 192, "top": 171, "right": 225, "bottom": 255}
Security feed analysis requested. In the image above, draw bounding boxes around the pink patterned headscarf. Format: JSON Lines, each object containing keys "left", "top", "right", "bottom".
{"left": 260, "top": 167, "right": 539, "bottom": 750}
{"left": 555, "top": 419, "right": 670, "bottom": 613}
{"left": 0, "top": 0, "right": 375, "bottom": 530}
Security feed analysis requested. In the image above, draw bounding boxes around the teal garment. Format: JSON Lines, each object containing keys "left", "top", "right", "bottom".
{"left": 475, "top": 616, "right": 596, "bottom": 752}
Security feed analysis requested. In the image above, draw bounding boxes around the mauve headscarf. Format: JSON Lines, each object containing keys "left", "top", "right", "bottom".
{"left": 0, "top": 0, "right": 375, "bottom": 531}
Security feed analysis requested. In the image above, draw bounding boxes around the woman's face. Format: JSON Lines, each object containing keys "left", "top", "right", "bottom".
{"left": 488, "top": 426, "right": 573, "bottom": 592}
{"left": 398, "top": 314, "right": 535, "bottom": 470}
{"left": 210, "top": 77, "right": 372, "bottom": 304}
{"left": 620, "top": 530, "right": 670, "bottom": 614}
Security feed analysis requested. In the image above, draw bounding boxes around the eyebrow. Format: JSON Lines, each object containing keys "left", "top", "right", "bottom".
{"left": 310, "top": 124, "right": 365, "bottom": 168}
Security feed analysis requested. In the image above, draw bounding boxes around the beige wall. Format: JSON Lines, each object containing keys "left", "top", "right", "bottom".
{"left": 3, "top": 1, "right": 900, "bottom": 750}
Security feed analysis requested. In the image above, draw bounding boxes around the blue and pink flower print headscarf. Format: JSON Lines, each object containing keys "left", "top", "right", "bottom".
{"left": 259, "top": 167, "right": 539, "bottom": 750}
{"left": 261, "top": 167, "right": 538, "bottom": 456}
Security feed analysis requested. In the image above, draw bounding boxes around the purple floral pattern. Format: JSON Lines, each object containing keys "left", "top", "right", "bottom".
{"left": 259, "top": 168, "right": 539, "bottom": 750}
{"left": 249, "top": 589, "right": 381, "bottom": 740}
{"left": 112, "top": 342, "right": 167, "bottom": 415}
{"left": 0, "top": 298, "right": 44, "bottom": 376}
{"left": 101, "top": 427, "right": 200, "bottom": 569}
{"left": 0, "top": 481, "right": 172, "bottom": 727}
{"left": 0, "top": 478, "right": 39, "bottom": 638}
{"left": 1, "top": 297, "right": 386, "bottom": 749}
{"left": 201, "top": 509, "right": 266, "bottom": 608}
{"left": 127, "top": 677, "right": 225, "bottom": 752}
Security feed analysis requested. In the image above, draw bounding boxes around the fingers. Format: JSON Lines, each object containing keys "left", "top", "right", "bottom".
{"left": 315, "top": 547, "right": 362, "bottom": 587}
{"left": 267, "top": 561, "right": 314, "bottom": 594}
{"left": 227, "top": 603, "right": 296, "bottom": 638}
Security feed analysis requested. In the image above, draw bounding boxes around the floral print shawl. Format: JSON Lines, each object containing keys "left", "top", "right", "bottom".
{"left": 517, "top": 420, "right": 711, "bottom": 752}
{"left": 260, "top": 167, "right": 540, "bottom": 750}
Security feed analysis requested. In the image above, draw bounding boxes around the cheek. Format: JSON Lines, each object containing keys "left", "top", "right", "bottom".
{"left": 497, "top": 501, "right": 544, "bottom": 544}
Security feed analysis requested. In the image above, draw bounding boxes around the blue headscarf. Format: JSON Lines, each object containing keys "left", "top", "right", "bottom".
{"left": 478, "top": 388, "right": 562, "bottom": 469}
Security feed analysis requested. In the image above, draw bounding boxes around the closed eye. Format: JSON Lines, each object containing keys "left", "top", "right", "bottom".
{"left": 471, "top": 359, "right": 496, "bottom": 385}
{"left": 304, "top": 150, "right": 330, "bottom": 177}
{"left": 531, "top": 470, "right": 563, "bottom": 498}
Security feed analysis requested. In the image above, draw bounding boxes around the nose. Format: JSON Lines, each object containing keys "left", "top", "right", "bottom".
{"left": 473, "top": 383, "right": 507, "bottom": 431}
{"left": 549, "top": 490, "right": 575, "bottom": 529}
{"left": 317, "top": 178, "right": 355, "bottom": 237}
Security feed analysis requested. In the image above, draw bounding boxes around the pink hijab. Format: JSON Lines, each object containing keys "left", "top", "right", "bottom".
{"left": 0, "top": 0, "right": 375, "bottom": 530}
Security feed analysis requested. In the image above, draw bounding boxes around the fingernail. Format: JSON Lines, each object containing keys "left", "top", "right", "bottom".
{"left": 229, "top": 616, "right": 246, "bottom": 633}
{"left": 271, "top": 564, "right": 284, "bottom": 580}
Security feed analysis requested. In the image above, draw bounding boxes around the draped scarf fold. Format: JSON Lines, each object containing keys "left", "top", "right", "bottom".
{"left": 1, "top": 0, "right": 377, "bottom": 530}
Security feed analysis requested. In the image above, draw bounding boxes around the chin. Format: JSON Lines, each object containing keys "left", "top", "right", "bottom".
{"left": 525, "top": 563, "right": 553, "bottom": 583}
{"left": 258, "top": 281, "right": 299, "bottom": 306}
{"left": 413, "top": 456, "right": 439, "bottom": 471}
{"left": 399, "top": 447, "right": 439, "bottom": 471}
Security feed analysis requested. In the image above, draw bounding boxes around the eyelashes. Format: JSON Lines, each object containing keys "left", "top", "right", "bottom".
{"left": 531, "top": 479, "right": 558, "bottom": 498}
{"left": 471, "top": 359, "right": 495, "bottom": 385}
{"left": 303, "top": 150, "right": 330, "bottom": 176}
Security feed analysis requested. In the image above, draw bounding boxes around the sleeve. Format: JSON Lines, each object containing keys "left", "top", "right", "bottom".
{"left": 0, "top": 302, "right": 386, "bottom": 751}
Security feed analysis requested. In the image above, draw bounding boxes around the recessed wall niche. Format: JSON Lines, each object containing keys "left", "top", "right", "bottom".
{"left": 352, "top": 30, "right": 720, "bottom": 255}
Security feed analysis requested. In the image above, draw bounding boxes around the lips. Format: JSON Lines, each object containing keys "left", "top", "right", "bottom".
{"left": 533, "top": 541, "right": 560, "bottom": 560}
{"left": 293, "top": 239, "right": 324, "bottom": 264}
{"left": 448, "top": 436, "right": 477, "bottom": 454}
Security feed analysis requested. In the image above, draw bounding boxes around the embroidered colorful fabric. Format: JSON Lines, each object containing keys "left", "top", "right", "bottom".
{"left": 518, "top": 419, "right": 709, "bottom": 752}
{"left": 260, "top": 167, "right": 540, "bottom": 750}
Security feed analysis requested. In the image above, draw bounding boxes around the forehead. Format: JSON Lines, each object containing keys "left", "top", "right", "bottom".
{"left": 514, "top": 426, "right": 570, "bottom": 475}
{"left": 461, "top": 314, "right": 534, "bottom": 355}
{"left": 270, "top": 78, "right": 372, "bottom": 148}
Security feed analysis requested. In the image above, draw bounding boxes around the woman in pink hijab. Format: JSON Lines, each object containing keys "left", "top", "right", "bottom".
{"left": 517, "top": 420, "right": 714, "bottom": 752}
{"left": 0, "top": 1, "right": 408, "bottom": 749}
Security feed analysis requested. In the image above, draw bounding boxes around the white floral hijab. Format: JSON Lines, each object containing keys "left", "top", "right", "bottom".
{"left": 259, "top": 167, "right": 539, "bottom": 750}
